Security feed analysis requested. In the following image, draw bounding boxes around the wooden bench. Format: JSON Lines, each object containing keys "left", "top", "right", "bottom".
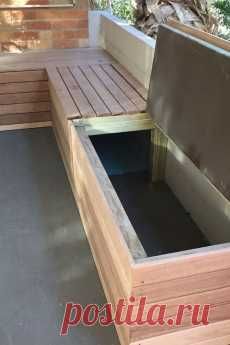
{"left": 0, "top": 23, "right": 229, "bottom": 345}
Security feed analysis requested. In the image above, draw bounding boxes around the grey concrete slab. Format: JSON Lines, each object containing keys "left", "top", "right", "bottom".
{"left": 0, "top": 128, "right": 119, "bottom": 345}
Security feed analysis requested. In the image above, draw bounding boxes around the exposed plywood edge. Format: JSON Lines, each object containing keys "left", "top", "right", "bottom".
{"left": 168, "top": 20, "right": 230, "bottom": 52}
{"left": 130, "top": 319, "right": 230, "bottom": 345}
{"left": 0, "top": 121, "right": 52, "bottom": 132}
{"left": 73, "top": 113, "right": 154, "bottom": 135}
{"left": 151, "top": 127, "right": 168, "bottom": 182}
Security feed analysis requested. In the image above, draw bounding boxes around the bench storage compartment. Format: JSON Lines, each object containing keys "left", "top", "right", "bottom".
{"left": 69, "top": 24, "right": 230, "bottom": 345}
{"left": 71, "top": 123, "right": 230, "bottom": 345}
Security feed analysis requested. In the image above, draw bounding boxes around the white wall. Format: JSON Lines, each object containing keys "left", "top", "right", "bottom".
{"left": 99, "top": 12, "right": 155, "bottom": 89}
{"left": 88, "top": 11, "right": 230, "bottom": 243}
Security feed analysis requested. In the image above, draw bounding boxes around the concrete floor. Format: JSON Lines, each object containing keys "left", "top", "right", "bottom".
{"left": 0, "top": 128, "right": 119, "bottom": 345}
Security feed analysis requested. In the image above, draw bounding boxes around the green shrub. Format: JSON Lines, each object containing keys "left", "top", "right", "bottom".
{"left": 214, "top": 0, "right": 230, "bottom": 26}
{"left": 91, "top": 0, "right": 134, "bottom": 23}
{"left": 111, "top": 0, "right": 134, "bottom": 23}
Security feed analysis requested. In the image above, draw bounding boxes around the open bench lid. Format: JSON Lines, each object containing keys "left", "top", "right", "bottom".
{"left": 148, "top": 23, "right": 230, "bottom": 201}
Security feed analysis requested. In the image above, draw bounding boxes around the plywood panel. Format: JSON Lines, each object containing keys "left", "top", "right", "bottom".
{"left": 148, "top": 24, "right": 230, "bottom": 200}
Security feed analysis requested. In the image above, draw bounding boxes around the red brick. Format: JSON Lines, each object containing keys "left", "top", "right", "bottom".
{"left": 25, "top": 20, "right": 51, "bottom": 30}
{"left": 52, "top": 29, "right": 88, "bottom": 40}
{"left": 0, "top": 31, "right": 39, "bottom": 40}
{"left": 53, "top": 39, "right": 80, "bottom": 49}
{"left": 33, "top": 9, "right": 88, "bottom": 20}
{"left": 27, "top": 0, "right": 49, "bottom": 4}
{"left": 51, "top": 19, "right": 88, "bottom": 30}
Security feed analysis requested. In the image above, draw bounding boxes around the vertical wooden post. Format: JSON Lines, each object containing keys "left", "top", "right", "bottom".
{"left": 151, "top": 127, "right": 168, "bottom": 182}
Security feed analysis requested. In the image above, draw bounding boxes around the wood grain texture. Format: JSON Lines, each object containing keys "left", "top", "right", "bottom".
{"left": 0, "top": 70, "right": 47, "bottom": 83}
{"left": 130, "top": 319, "right": 230, "bottom": 345}
{"left": 151, "top": 127, "right": 168, "bottom": 182}
{"left": 73, "top": 113, "right": 154, "bottom": 136}
{"left": 101, "top": 64, "right": 146, "bottom": 112}
{"left": 0, "top": 121, "right": 51, "bottom": 131}
{"left": 79, "top": 65, "right": 124, "bottom": 115}
{"left": 0, "top": 112, "right": 51, "bottom": 125}
{"left": 0, "top": 102, "right": 50, "bottom": 115}
{"left": 0, "top": 46, "right": 229, "bottom": 345}
{"left": 0, "top": 81, "right": 49, "bottom": 94}
{"left": 0, "top": 91, "right": 50, "bottom": 105}
{"left": 58, "top": 66, "right": 95, "bottom": 118}
{"left": 91, "top": 64, "right": 139, "bottom": 114}
{"left": 70, "top": 66, "right": 111, "bottom": 116}
{"left": 72, "top": 127, "right": 146, "bottom": 263}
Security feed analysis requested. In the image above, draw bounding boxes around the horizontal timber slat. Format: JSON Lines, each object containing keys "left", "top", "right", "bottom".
{"left": 132, "top": 267, "right": 230, "bottom": 303}
{"left": 74, "top": 113, "right": 154, "bottom": 136}
{"left": 0, "top": 92, "right": 50, "bottom": 105}
{"left": 0, "top": 81, "right": 49, "bottom": 95}
{"left": 130, "top": 319, "right": 230, "bottom": 345}
{"left": 133, "top": 246, "right": 230, "bottom": 286}
{"left": 0, "top": 70, "right": 47, "bottom": 84}
{"left": 0, "top": 112, "right": 51, "bottom": 126}
{"left": 0, "top": 102, "right": 51, "bottom": 115}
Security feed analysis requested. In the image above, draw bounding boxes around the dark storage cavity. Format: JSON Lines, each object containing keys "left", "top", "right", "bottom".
{"left": 90, "top": 131, "right": 210, "bottom": 257}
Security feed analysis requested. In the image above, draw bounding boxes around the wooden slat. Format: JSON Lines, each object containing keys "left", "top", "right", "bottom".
{"left": 112, "top": 63, "right": 148, "bottom": 100}
{"left": 151, "top": 127, "right": 168, "bottom": 182}
{"left": 91, "top": 64, "right": 138, "bottom": 114}
{"left": 72, "top": 152, "right": 130, "bottom": 345}
{"left": 0, "top": 48, "right": 112, "bottom": 73}
{"left": 74, "top": 113, "right": 154, "bottom": 136}
{"left": 102, "top": 64, "right": 146, "bottom": 111}
{"left": 70, "top": 66, "right": 111, "bottom": 116}
{"left": 58, "top": 66, "right": 95, "bottom": 118}
{"left": 78, "top": 65, "right": 124, "bottom": 115}
{"left": 131, "top": 299, "right": 230, "bottom": 341}
{"left": 130, "top": 319, "right": 230, "bottom": 345}
{"left": 73, "top": 127, "right": 145, "bottom": 265}
{"left": 132, "top": 267, "right": 230, "bottom": 304}
{"left": 0, "top": 102, "right": 50, "bottom": 115}
{"left": 0, "top": 121, "right": 51, "bottom": 132}
{"left": 0, "top": 91, "right": 50, "bottom": 105}
{"left": 133, "top": 245, "right": 230, "bottom": 286}
{"left": 47, "top": 66, "right": 80, "bottom": 119}
{"left": 0, "top": 81, "right": 49, "bottom": 95}
{"left": 0, "top": 70, "right": 47, "bottom": 84}
{"left": 0, "top": 112, "right": 51, "bottom": 126}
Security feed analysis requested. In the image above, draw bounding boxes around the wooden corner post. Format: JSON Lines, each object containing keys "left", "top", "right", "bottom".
{"left": 151, "top": 127, "right": 168, "bottom": 182}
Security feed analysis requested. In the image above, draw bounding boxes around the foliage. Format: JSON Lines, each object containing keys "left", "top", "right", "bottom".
{"left": 111, "top": 0, "right": 134, "bottom": 23}
{"left": 89, "top": 0, "right": 134, "bottom": 23}
{"left": 211, "top": 0, "right": 230, "bottom": 39}
{"left": 214, "top": 0, "right": 230, "bottom": 26}
{"left": 89, "top": 0, "right": 108, "bottom": 10}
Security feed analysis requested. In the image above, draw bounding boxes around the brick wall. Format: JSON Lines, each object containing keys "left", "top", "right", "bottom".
{"left": 0, "top": 2, "right": 89, "bottom": 52}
